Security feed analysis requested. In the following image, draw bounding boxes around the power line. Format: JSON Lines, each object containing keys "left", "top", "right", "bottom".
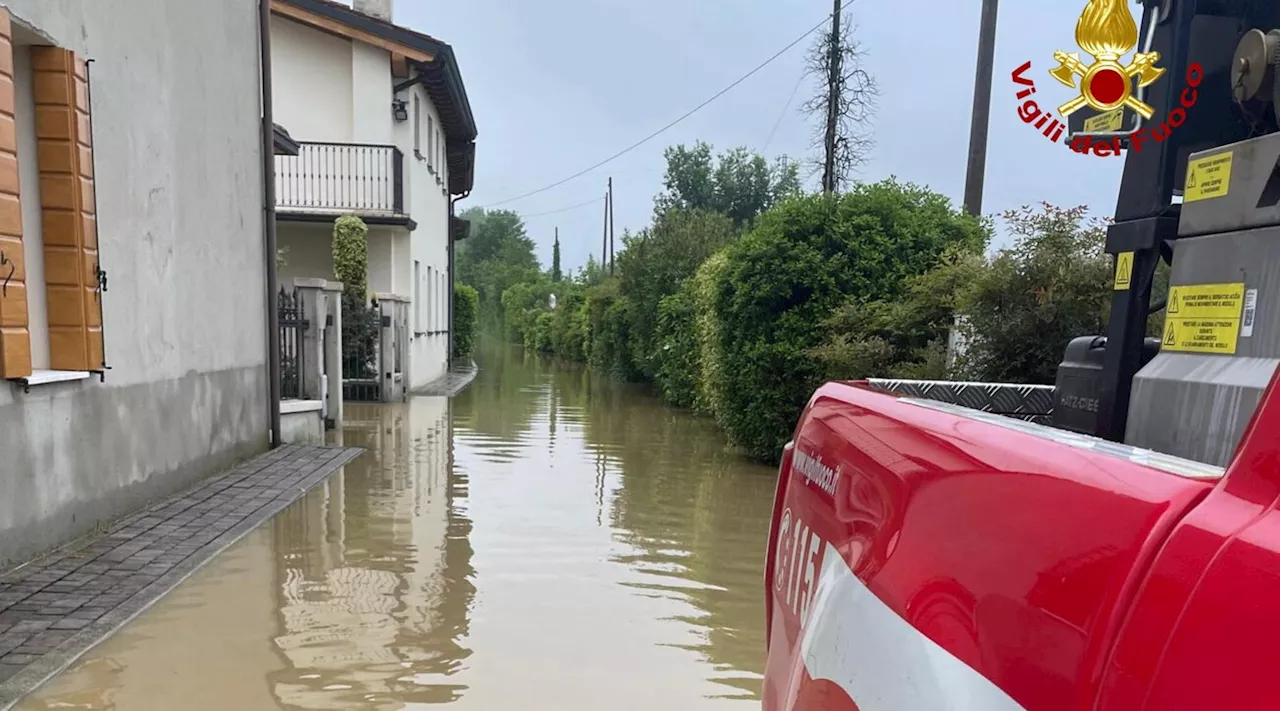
{"left": 521, "top": 196, "right": 604, "bottom": 219}
{"left": 477, "top": 5, "right": 843, "bottom": 209}
{"left": 763, "top": 69, "right": 807, "bottom": 152}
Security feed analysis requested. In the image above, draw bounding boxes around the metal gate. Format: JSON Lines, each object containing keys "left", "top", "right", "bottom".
{"left": 279, "top": 288, "right": 309, "bottom": 399}
{"left": 342, "top": 298, "right": 383, "bottom": 402}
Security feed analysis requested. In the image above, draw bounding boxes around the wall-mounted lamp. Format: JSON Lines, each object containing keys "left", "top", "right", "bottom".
{"left": 392, "top": 98, "right": 408, "bottom": 122}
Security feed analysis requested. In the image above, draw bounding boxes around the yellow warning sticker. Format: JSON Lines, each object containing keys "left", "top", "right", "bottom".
{"left": 1184, "top": 152, "right": 1233, "bottom": 202}
{"left": 1167, "top": 283, "right": 1244, "bottom": 319}
{"left": 1084, "top": 108, "right": 1125, "bottom": 134}
{"left": 1113, "top": 251, "right": 1133, "bottom": 291}
{"left": 1163, "top": 282, "right": 1246, "bottom": 354}
{"left": 1162, "top": 319, "right": 1240, "bottom": 354}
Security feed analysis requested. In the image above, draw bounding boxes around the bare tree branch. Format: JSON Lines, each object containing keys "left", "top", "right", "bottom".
{"left": 802, "top": 13, "right": 878, "bottom": 193}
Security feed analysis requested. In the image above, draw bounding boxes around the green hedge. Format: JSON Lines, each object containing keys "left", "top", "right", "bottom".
{"left": 452, "top": 282, "right": 479, "bottom": 361}
{"left": 493, "top": 197, "right": 1122, "bottom": 465}
{"left": 708, "top": 184, "right": 985, "bottom": 459}
{"left": 653, "top": 286, "right": 698, "bottom": 408}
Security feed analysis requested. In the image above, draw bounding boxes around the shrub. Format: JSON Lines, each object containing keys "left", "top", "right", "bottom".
{"left": 615, "top": 208, "right": 738, "bottom": 379}
{"left": 584, "top": 279, "right": 639, "bottom": 379}
{"left": 810, "top": 247, "right": 984, "bottom": 381}
{"left": 500, "top": 277, "right": 555, "bottom": 346}
{"left": 653, "top": 286, "right": 699, "bottom": 408}
{"left": 710, "top": 181, "right": 986, "bottom": 460}
{"left": 954, "top": 204, "right": 1111, "bottom": 384}
{"left": 691, "top": 250, "right": 731, "bottom": 417}
{"left": 332, "top": 215, "right": 369, "bottom": 296}
{"left": 452, "top": 282, "right": 479, "bottom": 360}
{"left": 548, "top": 288, "right": 590, "bottom": 361}
{"left": 332, "top": 215, "right": 379, "bottom": 374}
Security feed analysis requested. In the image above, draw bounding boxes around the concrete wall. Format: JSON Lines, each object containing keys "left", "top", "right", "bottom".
{"left": 280, "top": 405, "right": 324, "bottom": 445}
{"left": 270, "top": 14, "right": 352, "bottom": 143}
{"left": 0, "top": 0, "right": 268, "bottom": 568}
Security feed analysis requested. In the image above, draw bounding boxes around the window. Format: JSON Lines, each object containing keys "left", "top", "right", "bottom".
{"left": 413, "top": 260, "right": 421, "bottom": 332}
{"left": 0, "top": 16, "right": 104, "bottom": 381}
{"left": 412, "top": 94, "right": 420, "bottom": 157}
{"left": 428, "top": 268, "right": 435, "bottom": 331}
{"left": 427, "top": 113, "right": 434, "bottom": 171}
{"left": 436, "top": 128, "right": 443, "bottom": 185}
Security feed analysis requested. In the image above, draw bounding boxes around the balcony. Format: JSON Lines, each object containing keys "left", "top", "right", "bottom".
{"left": 275, "top": 142, "right": 405, "bottom": 219}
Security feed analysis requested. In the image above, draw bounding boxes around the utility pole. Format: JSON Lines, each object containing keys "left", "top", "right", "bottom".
{"left": 608, "top": 177, "right": 615, "bottom": 275}
{"left": 962, "top": 0, "right": 999, "bottom": 216}
{"left": 821, "top": 0, "right": 842, "bottom": 194}
{"left": 602, "top": 189, "right": 609, "bottom": 274}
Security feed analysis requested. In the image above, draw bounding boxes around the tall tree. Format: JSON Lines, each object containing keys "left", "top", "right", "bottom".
{"left": 455, "top": 207, "right": 541, "bottom": 331}
{"left": 654, "top": 142, "right": 800, "bottom": 227}
{"left": 552, "top": 229, "right": 562, "bottom": 282}
{"left": 804, "top": 3, "right": 877, "bottom": 193}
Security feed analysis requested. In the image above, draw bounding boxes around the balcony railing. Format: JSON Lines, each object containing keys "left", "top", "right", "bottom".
{"left": 275, "top": 142, "right": 405, "bottom": 215}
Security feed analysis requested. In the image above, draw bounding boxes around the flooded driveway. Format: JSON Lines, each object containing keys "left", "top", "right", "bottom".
{"left": 17, "top": 344, "right": 778, "bottom": 710}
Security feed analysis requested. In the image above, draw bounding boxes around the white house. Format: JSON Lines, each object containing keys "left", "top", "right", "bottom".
{"left": 268, "top": 0, "right": 476, "bottom": 396}
{"left": 0, "top": 0, "right": 270, "bottom": 567}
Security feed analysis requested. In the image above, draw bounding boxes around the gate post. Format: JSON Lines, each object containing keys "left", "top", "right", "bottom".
{"left": 322, "top": 279, "right": 344, "bottom": 428}
{"left": 293, "top": 278, "right": 326, "bottom": 402}
{"left": 374, "top": 293, "right": 411, "bottom": 403}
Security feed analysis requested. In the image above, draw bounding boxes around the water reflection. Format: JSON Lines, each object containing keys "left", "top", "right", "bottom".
{"left": 20, "top": 342, "right": 774, "bottom": 709}
{"left": 265, "top": 400, "right": 475, "bottom": 708}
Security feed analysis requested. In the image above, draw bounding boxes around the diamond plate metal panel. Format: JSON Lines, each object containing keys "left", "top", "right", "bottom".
{"left": 867, "top": 379, "right": 1056, "bottom": 417}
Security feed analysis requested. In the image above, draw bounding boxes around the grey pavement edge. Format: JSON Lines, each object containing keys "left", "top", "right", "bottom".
{"left": 412, "top": 360, "right": 478, "bottom": 396}
{"left": 0, "top": 444, "right": 364, "bottom": 710}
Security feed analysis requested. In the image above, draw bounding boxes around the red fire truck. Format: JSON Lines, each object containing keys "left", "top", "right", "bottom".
{"left": 763, "top": 3, "right": 1280, "bottom": 709}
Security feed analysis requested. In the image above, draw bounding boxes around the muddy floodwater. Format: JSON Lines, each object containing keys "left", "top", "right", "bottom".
{"left": 18, "top": 343, "right": 778, "bottom": 710}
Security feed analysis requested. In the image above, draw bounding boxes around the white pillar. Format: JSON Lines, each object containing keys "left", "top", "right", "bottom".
{"left": 293, "top": 278, "right": 327, "bottom": 403}
{"left": 322, "top": 280, "right": 345, "bottom": 427}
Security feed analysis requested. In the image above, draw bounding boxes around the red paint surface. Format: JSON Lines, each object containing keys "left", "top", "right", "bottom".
{"left": 1096, "top": 372, "right": 1280, "bottom": 711}
{"left": 1088, "top": 68, "right": 1126, "bottom": 105}
{"left": 761, "top": 376, "right": 1280, "bottom": 711}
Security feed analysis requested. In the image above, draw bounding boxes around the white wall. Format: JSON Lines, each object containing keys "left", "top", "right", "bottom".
{"left": 271, "top": 14, "right": 454, "bottom": 389}
{"left": 351, "top": 42, "right": 393, "bottom": 145}
{"left": 278, "top": 223, "right": 407, "bottom": 299}
{"left": 398, "top": 82, "right": 451, "bottom": 387}
{"left": 278, "top": 223, "right": 336, "bottom": 286}
{"left": 0, "top": 0, "right": 267, "bottom": 567}
{"left": 270, "top": 15, "right": 353, "bottom": 142}
{"left": 368, "top": 225, "right": 395, "bottom": 295}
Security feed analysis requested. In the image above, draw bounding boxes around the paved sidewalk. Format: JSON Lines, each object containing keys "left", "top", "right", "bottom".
{"left": 0, "top": 443, "right": 363, "bottom": 709}
{"left": 413, "top": 360, "right": 478, "bottom": 396}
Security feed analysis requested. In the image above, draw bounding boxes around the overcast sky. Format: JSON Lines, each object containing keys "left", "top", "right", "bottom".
{"left": 397, "top": 0, "right": 1128, "bottom": 271}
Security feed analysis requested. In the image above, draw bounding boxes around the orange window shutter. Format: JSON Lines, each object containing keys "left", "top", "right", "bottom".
{"left": 0, "top": 8, "right": 31, "bottom": 379}
{"left": 32, "top": 47, "right": 101, "bottom": 372}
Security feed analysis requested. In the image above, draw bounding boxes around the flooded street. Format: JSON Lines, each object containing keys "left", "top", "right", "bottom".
{"left": 18, "top": 343, "right": 777, "bottom": 710}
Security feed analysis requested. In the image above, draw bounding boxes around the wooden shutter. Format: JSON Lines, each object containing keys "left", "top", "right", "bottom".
{"left": 0, "top": 9, "right": 31, "bottom": 379}
{"left": 31, "top": 47, "right": 101, "bottom": 371}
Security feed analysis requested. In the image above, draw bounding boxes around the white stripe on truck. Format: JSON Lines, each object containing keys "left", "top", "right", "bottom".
{"left": 799, "top": 543, "right": 1028, "bottom": 711}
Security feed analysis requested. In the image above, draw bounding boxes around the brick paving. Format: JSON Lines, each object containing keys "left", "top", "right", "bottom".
{"left": 0, "top": 443, "right": 362, "bottom": 709}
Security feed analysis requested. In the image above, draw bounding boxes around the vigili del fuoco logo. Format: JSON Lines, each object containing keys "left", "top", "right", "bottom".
{"left": 1011, "top": 0, "right": 1203, "bottom": 157}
